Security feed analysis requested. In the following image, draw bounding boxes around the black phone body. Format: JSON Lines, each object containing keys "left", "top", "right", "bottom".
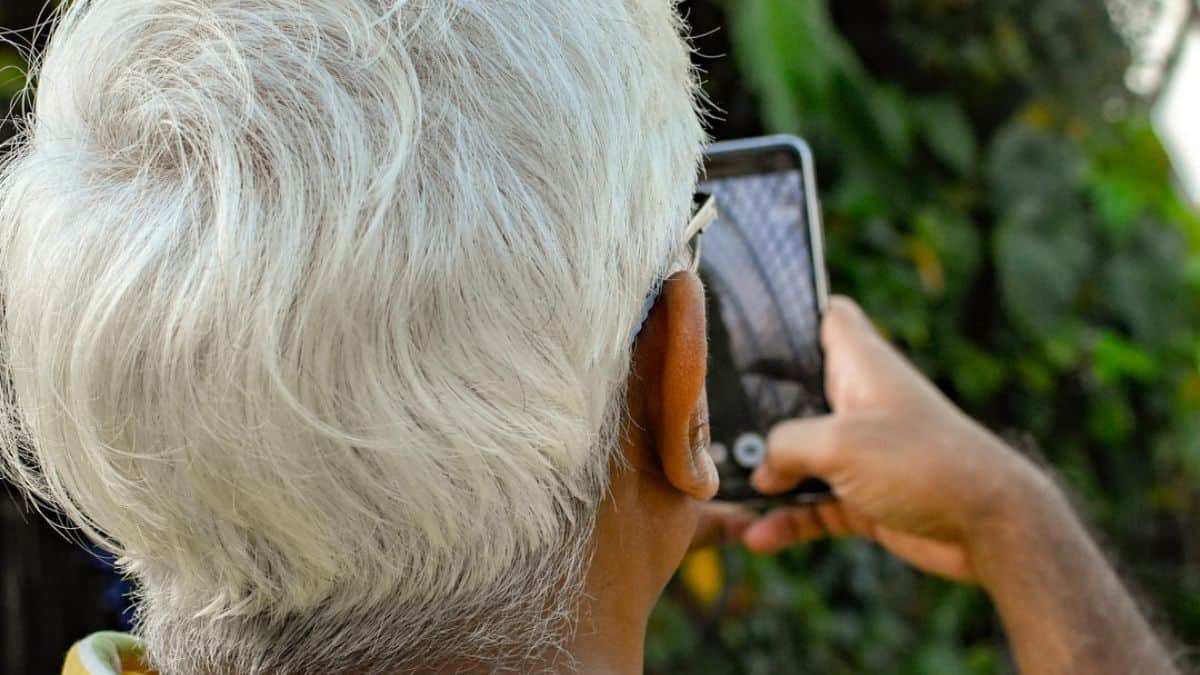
{"left": 699, "top": 135, "right": 833, "bottom": 504}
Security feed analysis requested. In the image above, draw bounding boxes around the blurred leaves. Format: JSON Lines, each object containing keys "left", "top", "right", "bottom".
{"left": 915, "top": 97, "right": 978, "bottom": 175}
{"left": 656, "top": 0, "right": 1200, "bottom": 672}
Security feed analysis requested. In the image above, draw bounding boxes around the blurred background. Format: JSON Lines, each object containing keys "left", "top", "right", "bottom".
{"left": 1, "top": 0, "right": 1199, "bottom": 673}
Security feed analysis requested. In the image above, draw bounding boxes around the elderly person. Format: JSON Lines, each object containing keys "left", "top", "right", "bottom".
{"left": 0, "top": 1, "right": 1178, "bottom": 674}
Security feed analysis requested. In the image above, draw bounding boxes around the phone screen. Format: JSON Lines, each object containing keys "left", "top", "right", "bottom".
{"left": 699, "top": 137, "right": 831, "bottom": 503}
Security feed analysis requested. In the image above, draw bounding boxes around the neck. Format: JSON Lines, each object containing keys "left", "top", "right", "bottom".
{"left": 569, "top": 554, "right": 654, "bottom": 675}
{"left": 564, "top": 460, "right": 694, "bottom": 674}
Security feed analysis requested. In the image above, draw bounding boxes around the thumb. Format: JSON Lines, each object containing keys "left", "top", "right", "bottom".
{"left": 754, "top": 415, "right": 847, "bottom": 494}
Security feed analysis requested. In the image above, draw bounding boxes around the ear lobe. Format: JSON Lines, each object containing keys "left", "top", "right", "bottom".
{"left": 635, "top": 271, "right": 718, "bottom": 501}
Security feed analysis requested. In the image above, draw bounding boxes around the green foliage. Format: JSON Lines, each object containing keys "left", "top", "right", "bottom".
{"left": 0, "top": 48, "right": 26, "bottom": 99}
{"left": 653, "top": 0, "right": 1200, "bottom": 672}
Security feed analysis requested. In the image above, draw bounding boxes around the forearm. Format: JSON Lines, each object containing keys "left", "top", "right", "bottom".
{"left": 971, "top": 476, "right": 1178, "bottom": 675}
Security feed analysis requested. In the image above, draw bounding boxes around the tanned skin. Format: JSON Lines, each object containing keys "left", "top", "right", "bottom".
{"left": 566, "top": 271, "right": 721, "bottom": 675}
{"left": 559, "top": 273, "right": 1178, "bottom": 674}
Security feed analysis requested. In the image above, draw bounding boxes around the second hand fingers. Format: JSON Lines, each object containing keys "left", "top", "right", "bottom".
{"left": 815, "top": 501, "right": 853, "bottom": 536}
{"left": 743, "top": 501, "right": 878, "bottom": 554}
{"left": 744, "top": 506, "right": 827, "bottom": 553}
{"left": 690, "top": 503, "right": 757, "bottom": 550}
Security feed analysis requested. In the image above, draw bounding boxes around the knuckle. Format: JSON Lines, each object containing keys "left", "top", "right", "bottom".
{"left": 765, "top": 420, "right": 800, "bottom": 450}
{"left": 821, "top": 417, "right": 867, "bottom": 468}
{"left": 824, "top": 418, "right": 852, "bottom": 453}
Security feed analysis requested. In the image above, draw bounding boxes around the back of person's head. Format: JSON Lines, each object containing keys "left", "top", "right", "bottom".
{"left": 0, "top": 0, "right": 704, "bottom": 671}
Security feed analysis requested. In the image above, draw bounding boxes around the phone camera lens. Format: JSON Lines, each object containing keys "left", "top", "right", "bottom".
{"left": 708, "top": 442, "right": 728, "bottom": 465}
{"left": 732, "top": 433, "right": 766, "bottom": 469}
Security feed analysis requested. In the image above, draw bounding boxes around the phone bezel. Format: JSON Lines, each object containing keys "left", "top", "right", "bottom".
{"left": 701, "top": 134, "right": 833, "bottom": 505}
{"left": 703, "top": 134, "right": 830, "bottom": 319}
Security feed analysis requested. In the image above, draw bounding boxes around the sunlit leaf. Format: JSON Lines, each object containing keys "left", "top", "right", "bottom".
{"left": 1092, "top": 332, "right": 1159, "bottom": 384}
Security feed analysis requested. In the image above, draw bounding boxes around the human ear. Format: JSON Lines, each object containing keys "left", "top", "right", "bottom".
{"left": 631, "top": 270, "right": 717, "bottom": 500}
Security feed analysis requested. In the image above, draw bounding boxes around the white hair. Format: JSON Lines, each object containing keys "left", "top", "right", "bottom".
{"left": 0, "top": 0, "right": 705, "bottom": 672}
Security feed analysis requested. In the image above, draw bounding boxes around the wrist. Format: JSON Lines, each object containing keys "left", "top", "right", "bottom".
{"left": 948, "top": 419, "right": 1059, "bottom": 536}
{"left": 964, "top": 455, "right": 1076, "bottom": 591}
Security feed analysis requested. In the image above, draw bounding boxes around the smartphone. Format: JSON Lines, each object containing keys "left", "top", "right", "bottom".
{"left": 699, "top": 135, "right": 833, "bottom": 504}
